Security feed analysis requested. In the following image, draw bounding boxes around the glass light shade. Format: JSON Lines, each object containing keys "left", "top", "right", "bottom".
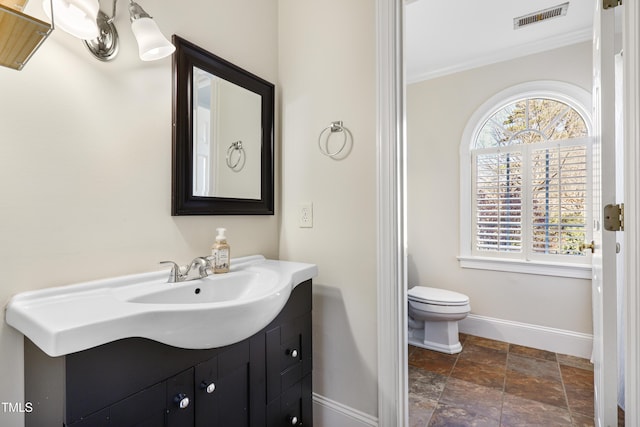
{"left": 42, "top": 0, "right": 99, "bottom": 40}
{"left": 130, "top": 17, "right": 175, "bottom": 61}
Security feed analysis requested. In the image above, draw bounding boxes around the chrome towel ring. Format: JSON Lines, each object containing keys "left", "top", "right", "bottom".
{"left": 226, "top": 140, "right": 246, "bottom": 172}
{"left": 318, "top": 121, "right": 352, "bottom": 159}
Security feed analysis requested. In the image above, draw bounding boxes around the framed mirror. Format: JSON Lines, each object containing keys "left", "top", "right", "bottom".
{"left": 172, "top": 35, "right": 274, "bottom": 215}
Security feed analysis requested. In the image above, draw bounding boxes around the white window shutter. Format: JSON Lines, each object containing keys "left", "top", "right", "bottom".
{"left": 474, "top": 150, "right": 523, "bottom": 253}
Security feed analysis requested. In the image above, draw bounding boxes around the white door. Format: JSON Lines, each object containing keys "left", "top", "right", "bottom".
{"left": 591, "top": 1, "right": 621, "bottom": 425}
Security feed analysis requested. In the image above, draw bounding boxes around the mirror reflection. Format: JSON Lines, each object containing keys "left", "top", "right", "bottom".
{"left": 193, "top": 67, "right": 262, "bottom": 199}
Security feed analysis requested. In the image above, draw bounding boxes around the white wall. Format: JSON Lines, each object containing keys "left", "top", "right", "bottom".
{"left": 407, "top": 42, "right": 593, "bottom": 338}
{"left": 278, "top": 0, "right": 379, "bottom": 421}
{"left": 0, "top": 1, "right": 279, "bottom": 426}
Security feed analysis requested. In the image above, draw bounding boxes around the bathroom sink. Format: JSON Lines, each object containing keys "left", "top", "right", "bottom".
{"left": 123, "top": 271, "right": 265, "bottom": 305}
{"left": 5, "top": 255, "right": 317, "bottom": 357}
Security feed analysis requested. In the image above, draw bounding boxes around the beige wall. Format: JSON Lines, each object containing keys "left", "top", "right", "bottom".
{"left": 0, "top": 1, "right": 279, "bottom": 426}
{"left": 278, "top": 0, "right": 378, "bottom": 419}
{"left": 407, "top": 41, "right": 593, "bottom": 334}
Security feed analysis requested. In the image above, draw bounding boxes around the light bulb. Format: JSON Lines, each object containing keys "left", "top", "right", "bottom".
{"left": 43, "top": 0, "right": 100, "bottom": 40}
{"left": 130, "top": 17, "right": 175, "bottom": 61}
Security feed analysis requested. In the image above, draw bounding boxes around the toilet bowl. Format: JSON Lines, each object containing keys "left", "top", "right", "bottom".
{"left": 407, "top": 286, "right": 470, "bottom": 354}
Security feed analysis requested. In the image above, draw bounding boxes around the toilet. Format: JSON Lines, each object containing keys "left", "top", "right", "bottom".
{"left": 407, "top": 286, "right": 471, "bottom": 354}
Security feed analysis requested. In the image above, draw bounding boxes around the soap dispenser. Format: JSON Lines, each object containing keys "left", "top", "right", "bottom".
{"left": 212, "top": 228, "right": 230, "bottom": 273}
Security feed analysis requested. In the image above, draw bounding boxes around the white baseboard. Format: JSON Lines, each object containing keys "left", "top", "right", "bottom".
{"left": 312, "top": 393, "right": 378, "bottom": 427}
{"left": 459, "top": 314, "right": 593, "bottom": 359}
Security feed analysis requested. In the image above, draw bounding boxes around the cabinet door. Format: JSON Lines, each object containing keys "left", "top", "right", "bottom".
{"left": 66, "top": 408, "right": 110, "bottom": 427}
{"left": 109, "top": 382, "right": 166, "bottom": 427}
{"left": 68, "top": 382, "right": 166, "bottom": 427}
{"left": 266, "top": 375, "right": 311, "bottom": 427}
{"left": 266, "top": 313, "right": 312, "bottom": 403}
{"left": 166, "top": 368, "right": 195, "bottom": 427}
{"left": 195, "top": 340, "right": 251, "bottom": 427}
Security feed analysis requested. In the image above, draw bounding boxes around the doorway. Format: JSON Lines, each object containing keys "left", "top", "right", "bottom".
{"left": 375, "top": 0, "right": 640, "bottom": 426}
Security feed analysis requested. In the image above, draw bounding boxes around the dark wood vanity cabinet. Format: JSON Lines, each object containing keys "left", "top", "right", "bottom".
{"left": 25, "top": 280, "right": 312, "bottom": 427}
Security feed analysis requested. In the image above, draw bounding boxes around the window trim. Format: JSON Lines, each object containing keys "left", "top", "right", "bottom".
{"left": 459, "top": 81, "right": 593, "bottom": 278}
{"left": 457, "top": 255, "right": 593, "bottom": 279}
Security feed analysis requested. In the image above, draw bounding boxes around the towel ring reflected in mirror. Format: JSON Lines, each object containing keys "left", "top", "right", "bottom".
{"left": 226, "top": 140, "right": 246, "bottom": 172}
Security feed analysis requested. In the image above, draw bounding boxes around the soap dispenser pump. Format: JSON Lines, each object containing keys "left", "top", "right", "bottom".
{"left": 212, "top": 228, "right": 230, "bottom": 273}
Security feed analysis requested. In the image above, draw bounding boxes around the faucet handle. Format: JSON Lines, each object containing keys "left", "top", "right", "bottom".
{"left": 160, "top": 261, "right": 182, "bottom": 283}
{"left": 188, "top": 257, "right": 211, "bottom": 278}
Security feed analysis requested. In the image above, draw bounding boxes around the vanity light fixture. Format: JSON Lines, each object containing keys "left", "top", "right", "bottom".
{"left": 83, "top": 0, "right": 174, "bottom": 62}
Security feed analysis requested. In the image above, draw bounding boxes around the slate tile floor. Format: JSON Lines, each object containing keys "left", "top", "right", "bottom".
{"left": 408, "top": 334, "right": 621, "bottom": 427}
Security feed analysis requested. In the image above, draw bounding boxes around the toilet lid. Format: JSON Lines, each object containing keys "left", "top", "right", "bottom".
{"left": 408, "top": 286, "right": 469, "bottom": 306}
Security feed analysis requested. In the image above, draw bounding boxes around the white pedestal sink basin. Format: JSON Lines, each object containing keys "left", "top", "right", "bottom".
{"left": 5, "top": 255, "right": 317, "bottom": 357}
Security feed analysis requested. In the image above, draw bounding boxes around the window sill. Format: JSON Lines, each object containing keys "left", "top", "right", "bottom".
{"left": 457, "top": 256, "right": 592, "bottom": 279}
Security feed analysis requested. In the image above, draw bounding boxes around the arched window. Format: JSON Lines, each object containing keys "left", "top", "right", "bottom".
{"left": 459, "top": 82, "right": 593, "bottom": 278}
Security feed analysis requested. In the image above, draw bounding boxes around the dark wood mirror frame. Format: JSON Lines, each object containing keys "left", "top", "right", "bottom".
{"left": 171, "top": 35, "right": 275, "bottom": 215}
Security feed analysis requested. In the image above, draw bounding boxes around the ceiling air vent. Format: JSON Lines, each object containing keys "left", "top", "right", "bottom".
{"left": 514, "top": 2, "right": 569, "bottom": 29}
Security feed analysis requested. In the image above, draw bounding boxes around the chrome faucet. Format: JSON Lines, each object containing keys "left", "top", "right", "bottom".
{"left": 187, "top": 257, "right": 211, "bottom": 279}
{"left": 159, "top": 257, "right": 212, "bottom": 283}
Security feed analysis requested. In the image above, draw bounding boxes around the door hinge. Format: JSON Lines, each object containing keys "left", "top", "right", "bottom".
{"left": 604, "top": 203, "right": 624, "bottom": 231}
{"left": 604, "top": 0, "right": 622, "bottom": 9}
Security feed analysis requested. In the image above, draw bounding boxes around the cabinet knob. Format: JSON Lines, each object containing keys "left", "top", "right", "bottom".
{"left": 288, "top": 415, "right": 299, "bottom": 425}
{"left": 174, "top": 393, "right": 190, "bottom": 409}
{"left": 200, "top": 381, "right": 216, "bottom": 394}
{"left": 287, "top": 348, "right": 299, "bottom": 358}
